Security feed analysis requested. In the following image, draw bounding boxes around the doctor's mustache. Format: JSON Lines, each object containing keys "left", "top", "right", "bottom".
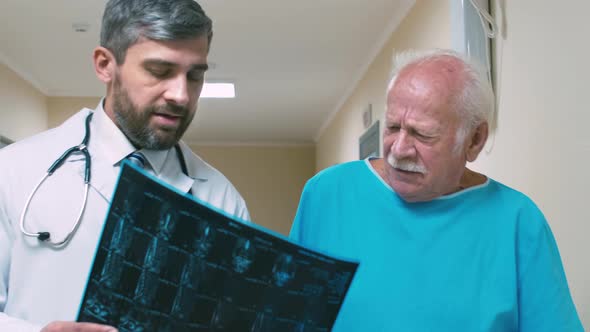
{"left": 148, "top": 103, "right": 192, "bottom": 118}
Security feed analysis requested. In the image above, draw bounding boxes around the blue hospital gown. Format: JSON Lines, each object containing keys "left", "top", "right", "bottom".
{"left": 290, "top": 159, "right": 583, "bottom": 332}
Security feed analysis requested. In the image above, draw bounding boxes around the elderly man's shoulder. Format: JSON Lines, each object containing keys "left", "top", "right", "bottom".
{"left": 486, "top": 178, "right": 538, "bottom": 206}
{"left": 484, "top": 178, "right": 549, "bottom": 229}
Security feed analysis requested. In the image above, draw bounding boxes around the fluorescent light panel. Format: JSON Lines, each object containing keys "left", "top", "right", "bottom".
{"left": 201, "top": 82, "right": 235, "bottom": 98}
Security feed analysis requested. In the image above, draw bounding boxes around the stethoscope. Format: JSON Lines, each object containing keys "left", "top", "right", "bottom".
{"left": 19, "top": 112, "right": 192, "bottom": 247}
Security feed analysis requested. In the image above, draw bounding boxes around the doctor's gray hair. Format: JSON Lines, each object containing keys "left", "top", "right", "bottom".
{"left": 386, "top": 49, "right": 494, "bottom": 149}
{"left": 100, "top": 0, "right": 213, "bottom": 64}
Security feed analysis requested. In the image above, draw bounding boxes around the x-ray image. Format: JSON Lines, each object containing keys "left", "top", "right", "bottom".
{"left": 112, "top": 181, "right": 144, "bottom": 227}
{"left": 118, "top": 306, "right": 149, "bottom": 332}
{"left": 194, "top": 221, "right": 215, "bottom": 258}
{"left": 170, "top": 253, "right": 207, "bottom": 321}
{"left": 272, "top": 253, "right": 296, "bottom": 287}
{"left": 133, "top": 236, "right": 167, "bottom": 306}
{"left": 78, "top": 163, "right": 358, "bottom": 331}
{"left": 100, "top": 219, "right": 134, "bottom": 288}
{"left": 156, "top": 201, "right": 177, "bottom": 240}
{"left": 83, "top": 182, "right": 144, "bottom": 322}
{"left": 231, "top": 237, "right": 256, "bottom": 274}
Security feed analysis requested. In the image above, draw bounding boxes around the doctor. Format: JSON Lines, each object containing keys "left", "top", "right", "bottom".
{"left": 0, "top": 0, "right": 249, "bottom": 331}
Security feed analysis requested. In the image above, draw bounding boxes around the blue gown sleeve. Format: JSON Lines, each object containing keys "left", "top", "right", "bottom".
{"left": 516, "top": 200, "right": 584, "bottom": 331}
{"left": 289, "top": 179, "right": 311, "bottom": 244}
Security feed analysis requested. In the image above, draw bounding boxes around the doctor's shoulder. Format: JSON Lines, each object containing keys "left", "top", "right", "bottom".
{"left": 0, "top": 110, "right": 90, "bottom": 167}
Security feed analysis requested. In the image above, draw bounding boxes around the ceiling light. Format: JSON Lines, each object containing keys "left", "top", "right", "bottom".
{"left": 201, "top": 82, "right": 235, "bottom": 98}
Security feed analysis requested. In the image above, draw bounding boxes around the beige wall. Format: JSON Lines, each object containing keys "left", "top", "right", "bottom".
{"left": 315, "top": 0, "right": 451, "bottom": 170}
{"left": 191, "top": 145, "right": 316, "bottom": 235}
{"left": 469, "top": 0, "right": 590, "bottom": 325}
{"left": 0, "top": 63, "right": 47, "bottom": 141}
{"left": 47, "top": 96, "right": 101, "bottom": 128}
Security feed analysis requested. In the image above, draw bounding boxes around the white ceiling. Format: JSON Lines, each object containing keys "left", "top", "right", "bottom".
{"left": 0, "top": 0, "right": 414, "bottom": 144}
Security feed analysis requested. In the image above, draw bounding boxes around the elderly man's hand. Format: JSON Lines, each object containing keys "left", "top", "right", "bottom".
{"left": 41, "top": 321, "right": 118, "bottom": 332}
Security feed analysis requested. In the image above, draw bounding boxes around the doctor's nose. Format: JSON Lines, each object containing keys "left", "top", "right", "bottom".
{"left": 164, "top": 75, "right": 190, "bottom": 106}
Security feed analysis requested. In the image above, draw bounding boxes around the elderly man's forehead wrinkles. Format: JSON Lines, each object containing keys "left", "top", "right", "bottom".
{"left": 389, "top": 77, "right": 450, "bottom": 110}
{"left": 390, "top": 63, "right": 466, "bottom": 113}
{"left": 398, "top": 56, "right": 465, "bottom": 87}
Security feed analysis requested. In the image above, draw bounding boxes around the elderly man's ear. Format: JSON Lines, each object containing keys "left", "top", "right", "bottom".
{"left": 465, "top": 122, "right": 489, "bottom": 162}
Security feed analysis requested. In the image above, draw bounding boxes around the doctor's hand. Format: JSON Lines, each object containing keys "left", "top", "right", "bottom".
{"left": 41, "top": 321, "right": 118, "bottom": 332}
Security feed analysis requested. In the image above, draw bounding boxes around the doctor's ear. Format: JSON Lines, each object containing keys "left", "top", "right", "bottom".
{"left": 93, "top": 46, "right": 117, "bottom": 84}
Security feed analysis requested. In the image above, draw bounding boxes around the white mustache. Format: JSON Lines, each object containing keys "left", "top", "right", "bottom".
{"left": 387, "top": 154, "right": 427, "bottom": 174}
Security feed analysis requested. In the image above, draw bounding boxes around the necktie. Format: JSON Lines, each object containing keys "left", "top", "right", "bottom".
{"left": 127, "top": 152, "right": 147, "bottom": 169}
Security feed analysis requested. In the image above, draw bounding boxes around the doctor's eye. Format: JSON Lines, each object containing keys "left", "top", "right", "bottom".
{"left": 187, "top": 71, "right": 205, "bottom": 83}
{"left": 147, "top": 68, "right": 171, "bottom": 79}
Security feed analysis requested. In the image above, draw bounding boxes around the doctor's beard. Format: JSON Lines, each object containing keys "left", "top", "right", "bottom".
{"left": 112, "top": 76, "right": 194, "bottom": 150}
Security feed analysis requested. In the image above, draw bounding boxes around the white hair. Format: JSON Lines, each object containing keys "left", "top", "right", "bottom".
{"left": 387, "top": 49, "right": 495, "bottom": 151}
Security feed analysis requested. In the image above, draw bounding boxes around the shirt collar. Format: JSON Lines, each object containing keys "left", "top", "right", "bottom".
{"left": 140, "top": 148, "right": 169, "bottom": 175}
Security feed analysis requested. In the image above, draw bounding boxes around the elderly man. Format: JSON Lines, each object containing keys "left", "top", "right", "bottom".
{"left": 290, "top": 49, "right": 583, "bottom": 331}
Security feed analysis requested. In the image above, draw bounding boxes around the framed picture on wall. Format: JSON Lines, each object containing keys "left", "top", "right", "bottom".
{"left": 0, "top": 135, "right": 13, "bottom": 149}
{"left": 359, "top": 121, "right": 379, "bottom": 160}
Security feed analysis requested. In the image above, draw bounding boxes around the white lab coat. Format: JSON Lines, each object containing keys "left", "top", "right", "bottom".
{"left": 0, "top": 106, "right": 250, "bottom": 331}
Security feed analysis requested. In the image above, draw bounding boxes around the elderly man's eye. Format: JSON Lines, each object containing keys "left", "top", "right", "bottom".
{"left": 388, "top": 125, "right": 400, "bottom": 132}
{"left": 417, "top": 132, "right": 429, "bottom": 139}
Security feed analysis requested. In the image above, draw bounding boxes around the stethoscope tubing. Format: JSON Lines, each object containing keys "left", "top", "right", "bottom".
{"left": 20, "top": 177, "right": 90, "bottom": 246}
{"left": 19, "top": 113, "right": 93, "bottom": 246}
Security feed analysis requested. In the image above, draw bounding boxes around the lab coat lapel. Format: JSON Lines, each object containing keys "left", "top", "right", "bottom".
{"left": 88, "top": 156, "right": 121, "bottom": 203}
{"left": 72, "top": 153, "right": 119, "bottom": 204}
{"left": 75, "top": 103, "right": 133, "bottom": 204}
